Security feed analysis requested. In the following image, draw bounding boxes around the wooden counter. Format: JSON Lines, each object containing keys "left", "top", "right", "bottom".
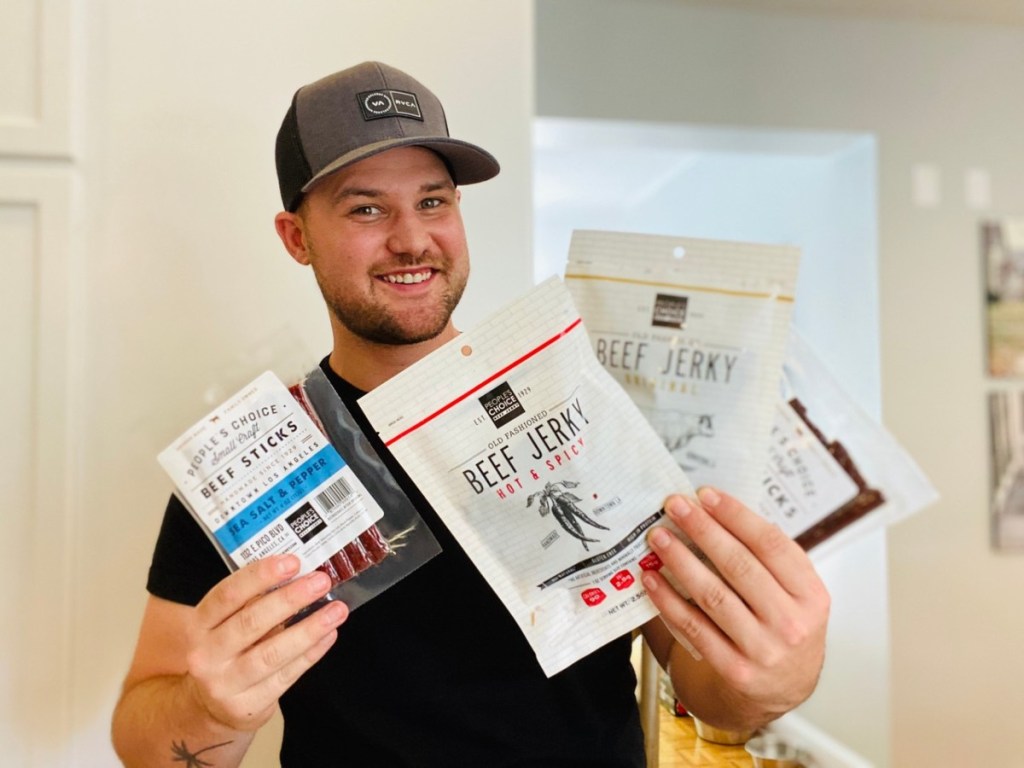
{"left": 658, "top": 708, "right": 755, "bottom": 767}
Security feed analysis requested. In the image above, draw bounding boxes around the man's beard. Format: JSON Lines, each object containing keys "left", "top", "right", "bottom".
{"left": 315, "top": 265, "right": 467, "bottom": 346}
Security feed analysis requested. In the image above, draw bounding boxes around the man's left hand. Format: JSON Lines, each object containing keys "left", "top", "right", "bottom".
{"left": 641, "top": 488, "right": 830, "bottom": 731}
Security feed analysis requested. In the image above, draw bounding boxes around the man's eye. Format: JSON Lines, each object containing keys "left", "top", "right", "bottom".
{"left": 420, "top": 198, "right": 444, "bottom": 209}
{"left": 351, "top": 205, "right": 381, "bottom": 216}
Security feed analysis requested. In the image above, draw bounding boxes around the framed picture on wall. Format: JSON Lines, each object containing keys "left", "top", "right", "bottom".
{"left": 983, "top": 217, "right": 1024, "bottom": 377}
{"left": 988, "top": 389, "right": 1024, "bottom": 551}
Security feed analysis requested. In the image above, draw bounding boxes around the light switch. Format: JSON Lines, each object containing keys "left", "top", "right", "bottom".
{"left": 912, "top": 163, "right": 941, "bottom": 208}
{"left": 965, "top": 167, "right": 992, "bottom": 210}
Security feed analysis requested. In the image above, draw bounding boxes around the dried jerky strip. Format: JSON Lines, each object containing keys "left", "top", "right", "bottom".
{"left": 317, "top": 558, "right": 342, "bottom": 583}
{"left": 356, "top": 529, "right": 390, "bottom": 564}
{"left": 290, "top": 380, "right": 392, "bottom": 565}
{"left": 787, "top": 398, "right": 885, "bottom": 551}
{"left": 358, "top": 525, "right": 390, "bottom": 564}
{"left": 329, "top": 549, "right": 357, "bottom": 582}
{"left": 287, "top": 381, "right": 391, "bottom": 584}
{"left": 346, "top": 540, "right": 371, "bottom": 571}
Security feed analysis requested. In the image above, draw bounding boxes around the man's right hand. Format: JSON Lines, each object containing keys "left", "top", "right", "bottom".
{"left": 184, "top": 554, "right": 349, "bottom": 731}
{"left": 112, "top": 554, "right": 348, "bottom": 767}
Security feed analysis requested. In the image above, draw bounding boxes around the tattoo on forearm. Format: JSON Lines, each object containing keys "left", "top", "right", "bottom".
{"left": 171, "top": 739, "right": 233, "bottom": 767}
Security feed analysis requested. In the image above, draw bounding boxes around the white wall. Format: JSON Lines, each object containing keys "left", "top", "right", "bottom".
{"left": 536, "top": 1, "right": 1024, "bottom": 766}
{"left": 1, "top": 2, "right": 77, "bottom": 765}
{"left": 9, "top": 2, "right": 534, "bottom": 766}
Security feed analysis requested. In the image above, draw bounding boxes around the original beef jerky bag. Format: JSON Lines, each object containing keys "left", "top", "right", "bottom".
{"left": 565, "top": 230, "right": 800, "bottom": 507}
{"left": 358, "top": 277, "right": 694, "bottom": 676}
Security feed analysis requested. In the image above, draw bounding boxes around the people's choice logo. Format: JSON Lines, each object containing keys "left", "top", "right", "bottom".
{"left": 286, "top": 502, "right": 327, "bottom": 544}
{"left": 651, "top": 293, "right": 688, "bottom": 329}
{"left": 478, "top": 382, "right": 525, "bottom": 428}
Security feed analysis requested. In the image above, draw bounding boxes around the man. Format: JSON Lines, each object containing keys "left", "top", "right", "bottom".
{"left": 112, "top": 61, "right": 829, "bottom": 767}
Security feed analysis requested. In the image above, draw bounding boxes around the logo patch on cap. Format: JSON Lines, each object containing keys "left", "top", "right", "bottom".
{"left": 358, "top": 89, "right": 423, "bottom": 121}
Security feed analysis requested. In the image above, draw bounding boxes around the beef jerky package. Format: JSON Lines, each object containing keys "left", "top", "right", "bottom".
{"left": 565, "top": 230, "right": 800, "bottom": 507}
{"left": 763, "top": 330, "right": 938, "bottom": 561}
{"left": 358, "top": 277, "right": 695, "bottom": 677}
{"left": 158, "top": 370, "right": 440, "bottom": 614}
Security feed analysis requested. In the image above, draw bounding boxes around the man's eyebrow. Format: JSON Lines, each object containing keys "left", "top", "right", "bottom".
{"left": 331, "top": 186, "right": 382, "bottom": 204}
{"left": 421, "top": 178, "right": 456, "bottom": 193}
{"left": 330, "top": 178, "right": 454, "bottom": 206}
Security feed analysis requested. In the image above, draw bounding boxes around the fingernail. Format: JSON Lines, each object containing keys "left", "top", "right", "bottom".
{"left": 649, "top": 527, "right": 672, "bottom": 548}
{"left": 321, "top": 601, "right": 347, "bottom": 625}
{"left": 678, "top": 636, "right": 703, "bottom": 662}
{"left": 308, "top": 571, "right": 331, "bottom": 593}
{"left": 666, "top": 496, "right": 692, "bottom": 520}
{"left": 641, "top": 572, "right": 658, "bottom": 592}
{"left": 277, "top": 555, "right": 300, "bottom": 576}
{"left": 698, "top": 486, "right": 721, "bottom": 508}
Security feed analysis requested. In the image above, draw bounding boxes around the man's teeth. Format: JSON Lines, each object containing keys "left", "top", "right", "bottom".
{"left": 382, "top": 271, "right": 431, "bottom": 284}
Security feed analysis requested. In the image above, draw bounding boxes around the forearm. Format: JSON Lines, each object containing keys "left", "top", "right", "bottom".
{"left": 112, "top": 674, "right": 257, "bottom": 768}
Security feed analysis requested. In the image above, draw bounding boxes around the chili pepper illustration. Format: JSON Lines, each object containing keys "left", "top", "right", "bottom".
{"left": 527, "top": 480, "right": 609, "bottom": 551}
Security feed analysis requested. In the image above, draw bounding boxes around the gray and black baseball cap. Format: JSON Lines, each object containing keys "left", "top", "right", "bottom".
{"left": 275, "top": 61, "right": 500, "bottom": 212}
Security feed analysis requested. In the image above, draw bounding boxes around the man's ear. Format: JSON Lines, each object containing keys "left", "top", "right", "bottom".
{"left": 274, "top": 211, "right": 311, "bottom": 265}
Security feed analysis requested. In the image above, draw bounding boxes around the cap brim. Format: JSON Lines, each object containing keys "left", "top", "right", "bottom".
{"left": 300, "top": 137, "right": 500, "bottom": 196}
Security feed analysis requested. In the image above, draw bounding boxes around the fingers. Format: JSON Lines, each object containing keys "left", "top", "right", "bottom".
{"left": 643, "top": 489, "right": 789, "bottom": 656}
{"left": 198, "top": 555, "right": 346, "bottom": 641}
{"left": 690, "top": 488, "right": 821, "bottom": 600}
{"left": 242, "top": 600, "right": 347, "bottom": 694}
{"left": 644, "top": 486, "right": 830, "bottom": 706}
{"left": 663, "top": 492, "right": 785, "bottom": 618}
{"left": 197, "top": 600, "right": 348, "bottom": 730}
{"left": 196, "top": 560, "right": 340, "bottom": 662}
{"left": 642, "top": 509, "right": 757, "bottom": 666}
{"left": 639, "top": 569, "right": 708, "bottom": 662}
{"left": 186, "top": 557, "right": 350, "bottom": 731}
{"left": 197, "top": 554, "right": 302, "bottom": 630}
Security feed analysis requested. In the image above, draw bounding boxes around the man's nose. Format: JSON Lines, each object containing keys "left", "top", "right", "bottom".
{"left": 386, "top": 211, "right": 432, "bottom": 259}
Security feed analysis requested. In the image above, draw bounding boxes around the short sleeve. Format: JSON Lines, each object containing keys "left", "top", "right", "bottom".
{"left": 146, "top": 493, "right": 231, "bottom": 606}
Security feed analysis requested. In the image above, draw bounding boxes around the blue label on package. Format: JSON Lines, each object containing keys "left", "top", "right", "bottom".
{"left": 214, "top": 446, "right": 345, "bottom": 551}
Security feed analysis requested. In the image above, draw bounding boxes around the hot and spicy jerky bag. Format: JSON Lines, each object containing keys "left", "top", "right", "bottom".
{"left": 358, "top": 277, "right": 695, "bottom": 676}
{"left": 565, "top": 230, "right": 800, "bottom": 508}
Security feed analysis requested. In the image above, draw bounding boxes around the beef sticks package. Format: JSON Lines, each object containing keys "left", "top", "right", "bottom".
{"left": 358, "top": 277, "right": 695, "bottom": 676}
{"left": 761, "top": 330, "right": 938, "bottom": 560}
{"left": 565, "top": 230, "right": 800, "bottom": 508}
{"left": 158, "top": 370, "right": 440, "bottom": 614}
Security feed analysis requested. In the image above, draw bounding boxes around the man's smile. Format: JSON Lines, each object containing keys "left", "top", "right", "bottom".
{"left": 378, "top": 268, "right": 436, "bottom": 285}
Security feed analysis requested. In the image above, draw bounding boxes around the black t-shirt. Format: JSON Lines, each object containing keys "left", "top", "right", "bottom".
{"left": 147, "top": 359, "right": 645, "bottom": 767}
